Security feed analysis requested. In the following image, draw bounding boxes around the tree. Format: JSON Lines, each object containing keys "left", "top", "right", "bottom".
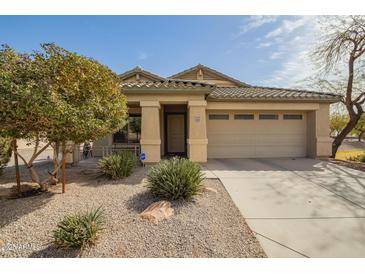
{"left": 0, "top": 136, "right": 12, "bottom": 176}
{"left": 34, "top": 44, "right": 128, "bottom": 193}
{"left": 0, "top": 44, "right": 128, "bottom": 193}
{"left": 312, "top": 16, "right": 365, "bottom": 157}
{"left": 351, "top": 114, "right": 365, "bottom": 141}
{"left": 330, "top": 113, "right": 349, "bottom": 137}
{"left": 0, "top": 45, "right": 53, "bottom": 191}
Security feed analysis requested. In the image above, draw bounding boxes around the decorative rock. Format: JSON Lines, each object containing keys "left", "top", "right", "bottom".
{"left": 203, "top": 187, "right": 218, "bottom": 193}
{"left": 140, "top": 201, "right": 174, "bottom": 224}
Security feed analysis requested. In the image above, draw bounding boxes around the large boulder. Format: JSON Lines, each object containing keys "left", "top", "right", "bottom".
{"left": 140, "top": 201, "right": 174, "bottom": 224}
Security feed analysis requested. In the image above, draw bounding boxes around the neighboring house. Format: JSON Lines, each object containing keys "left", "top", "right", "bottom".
{"left": 93, "top": 64, "right": 341, "bottom": 163}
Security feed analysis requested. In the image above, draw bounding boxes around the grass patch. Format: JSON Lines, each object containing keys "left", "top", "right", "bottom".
{"left": 335, "top": 149, "right": 365, "bottom": 161}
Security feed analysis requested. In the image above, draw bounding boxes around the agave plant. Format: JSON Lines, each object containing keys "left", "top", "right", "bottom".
{"left": 147, "top": 157, "right": 205, "bottom": 200}
{"left": 53, "top": 207, "right": 105, "bottom": 249}
{"left": 98, "top": 152, "right": 137, "bottom": 179}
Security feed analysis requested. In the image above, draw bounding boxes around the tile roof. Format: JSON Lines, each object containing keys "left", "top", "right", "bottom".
{"left": 121, "top": 79, "right": 215, "bottom": 90}
{"left": 208, "top": 86, "right": 341, "bottom": 102}
{"left": 118, "top": 65, "right": 341, "bottom": 102}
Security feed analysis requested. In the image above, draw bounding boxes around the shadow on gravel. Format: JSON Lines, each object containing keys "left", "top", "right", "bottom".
{"left": 125, "top": 190, "right": 158, "bottom": 212}
{"left": 30, "top": 245, "right": 80, "bottom": 258}
{"left": 125, "top": 188, "right": 198, "bottom": 214}
{"left": 0, "top": 192, "right": 55, "bottom": 228}
{"left": 73, "top": 166, "right": 148, "bottom": 188}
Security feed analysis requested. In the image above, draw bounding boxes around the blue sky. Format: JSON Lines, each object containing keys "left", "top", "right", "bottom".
{"left": 0, "top": 16, "right": 319, "bottom": 87}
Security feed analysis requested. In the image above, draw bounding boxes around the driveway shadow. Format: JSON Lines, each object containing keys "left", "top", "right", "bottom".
{"left": 204, "top": 158, "right": 324, "bottom": 172}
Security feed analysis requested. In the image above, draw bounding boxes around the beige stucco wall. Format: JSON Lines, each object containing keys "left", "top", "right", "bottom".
{"left": 140, "top": 101, "right": 161, "bottom": 163}
{"left": 91, "top": 97, "right": 333, "bottom": 162}
{"left": 125, "top": 93, "right": 205, "bottom": 103}
{"left": 187, "top": 100, "right": 208, "bottom": 162}
{"left": 307, "top": 103, "right": 332, "bottom": 157}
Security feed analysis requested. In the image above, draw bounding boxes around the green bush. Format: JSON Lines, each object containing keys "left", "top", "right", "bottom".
{"left": 147, "top": 157, "right": 205, "bottom": 200}
{"left": 0, "top": 137, "right": 12, "bottom": 175}
{"left": 53, "top": 207, "right": 105, "bottom": 249}
{"left": 347, "top": 153, "right": 365, "bottom": 162}
{"left": 98, "top": 152, "right": 137, "bottom": 179}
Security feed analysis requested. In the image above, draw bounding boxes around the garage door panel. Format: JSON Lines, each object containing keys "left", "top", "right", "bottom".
{"left": 255, "top": 145, "right": 306, "bottom": 158}
{"left": 208, "top": 144, "right": 255, "bottom": 158}
{"left": 207, "top": 111, "right": 307, "bottom": 158}
{"left": 208, "top": 133, "right": 255, "bottom": 145}
{"left": 255, "top": 134, "right": 306, "bottom": 145}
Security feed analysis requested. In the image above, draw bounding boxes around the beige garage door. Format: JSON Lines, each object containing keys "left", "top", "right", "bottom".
{"left": 207, "top": 111, "right": 307, "bottom": 158}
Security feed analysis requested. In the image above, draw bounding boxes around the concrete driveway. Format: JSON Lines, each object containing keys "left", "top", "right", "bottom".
{"left": 203, "top": 158, "right": 365, "bottom": 258}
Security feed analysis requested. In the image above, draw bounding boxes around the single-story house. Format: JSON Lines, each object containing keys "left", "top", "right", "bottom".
{"left": 93, "top": 64, "right": 340, "bottom": 163}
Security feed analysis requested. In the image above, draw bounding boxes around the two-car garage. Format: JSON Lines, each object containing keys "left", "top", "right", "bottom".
{"left": 206, "top": 110, "right": 307, "bottom": 158}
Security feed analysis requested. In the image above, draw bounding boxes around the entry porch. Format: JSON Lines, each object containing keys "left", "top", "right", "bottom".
{"left": 94, "top": 100, "right": 208, "bottom": 164}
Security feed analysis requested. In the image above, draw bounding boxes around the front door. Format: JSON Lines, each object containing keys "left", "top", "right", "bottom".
{"left": 166, "top": 114, "right": 186, "bottom": 155}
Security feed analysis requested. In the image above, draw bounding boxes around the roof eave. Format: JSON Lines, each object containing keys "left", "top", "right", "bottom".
{"left": 122, "top": 88, "right": 212, "bottom": 95}
{"left": 207, "top": 97, "right": 341, "bottom": 103}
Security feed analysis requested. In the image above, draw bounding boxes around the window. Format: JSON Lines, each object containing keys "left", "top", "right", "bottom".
{"left": 113, "top": 115, "right": 141, "bottom": 143}
{"left": 283, "top": 114, "right": 303, "bottom": 120}
{"left": 234, "top": 114, "right": 254, "bottom": 120}
{"left": 259, "top": 114, "right": 279, "bottom": 120}
{"left": 209, "top": 114, "right": 229, "bottom": 120}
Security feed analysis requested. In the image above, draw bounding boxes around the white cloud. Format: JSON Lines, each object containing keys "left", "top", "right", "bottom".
{"left": 265, "top": 17, "right": 308, "bottom": 38}
{"left": 257, "top": 42, "right": 272, "bottom": 48}
{"left": 270, "top": 51, "right": 283, "bottom": 60}
{"left": 236, "top": 16, "right": 279, "bottom": 37}
{"left": 259, "top": 16, "right": 323, "bottom": 88}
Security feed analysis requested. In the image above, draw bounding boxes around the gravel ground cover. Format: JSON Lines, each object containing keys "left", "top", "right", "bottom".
{"left": 0, "top": 160, "right": 265, "bottom": 258}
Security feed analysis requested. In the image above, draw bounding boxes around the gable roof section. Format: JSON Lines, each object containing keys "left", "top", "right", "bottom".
{"left": 118, "top": 65, "right": 340, "bottom": 102}
{"left": 208, "top": 86, "right": 341, "bottom": 103}
{"left": 168, "top": 64, "right": 250, "bottom": 87}
{"left": 119, "top": 66, "right": 166, "bottom": 82}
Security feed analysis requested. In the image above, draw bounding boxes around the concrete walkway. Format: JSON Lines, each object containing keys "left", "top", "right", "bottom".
{"left": 204, "top": 158, "right": 365, "bottom": 257}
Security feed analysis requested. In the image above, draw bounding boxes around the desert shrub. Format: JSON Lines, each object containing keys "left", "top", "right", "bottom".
{"left": 0, "top": 137, "right": 12, "bottom": 175}
{"left": 147, "top": 157, "right": 205, "bottom": 200}
{"left": 98, "top": 152, "right": 137, "bottom": 179}
{"left": 53, "top": 207, "right": 105, "bottom": 249}
{"left": 347, "top": 153, "right": 365, "bottom": 162}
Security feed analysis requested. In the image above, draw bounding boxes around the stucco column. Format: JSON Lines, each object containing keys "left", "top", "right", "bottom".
{"left": 140, "top": 101, "right": 161, "bottom": 163}
{"left": 307, "top": 103, "right": 332, "bottom": 158}
{"left": 188, "top": 100, "right": 208, "bottom": 162}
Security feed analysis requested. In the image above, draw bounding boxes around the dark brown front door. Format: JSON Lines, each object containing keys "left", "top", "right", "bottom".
{"left": 166, "top": 114, "right": 186, "bottom": 155}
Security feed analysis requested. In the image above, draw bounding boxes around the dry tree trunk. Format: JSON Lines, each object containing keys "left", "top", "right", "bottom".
{"left": 49, "top": 142, "right": 60, "bottom": 185}
{"left": 358, "top": 131, "right": 365, "bottom": 142}
{"left": 12, "top": 139, "right": 21, "bottom": 195}
{"left": 61, "top": 141, "right": 66, "bottom": 194}
{"left": 332, "top": 116, "right": 361, "bottom": 157}
{"left": 15, "top": 138, "right": 52, "bottom": 191}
